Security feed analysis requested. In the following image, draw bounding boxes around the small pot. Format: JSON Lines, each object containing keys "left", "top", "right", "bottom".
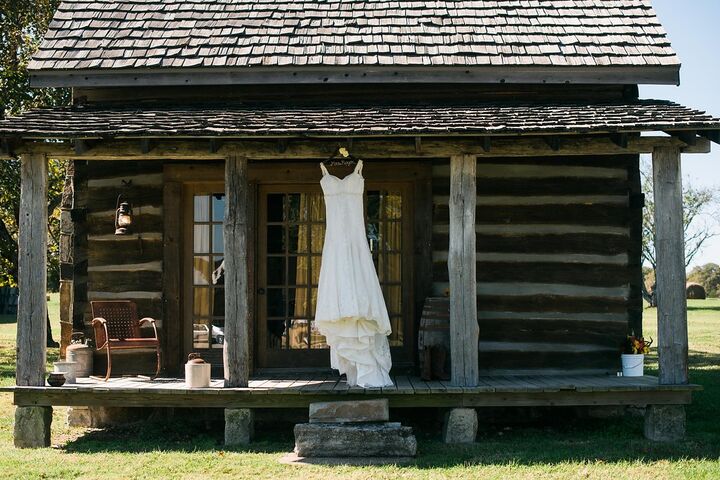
{"left": 621, "top": 353, "right": 644, "bottom": 377}
{"left": 53, "top": 360, "right": 78, "bottom": 384}
{"left": 47, "top": 372, "right": 66, "bottom": 387}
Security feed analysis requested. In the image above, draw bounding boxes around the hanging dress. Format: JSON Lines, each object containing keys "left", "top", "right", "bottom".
{"left": 314, "top": 160, "right": 394, "bottom": 388}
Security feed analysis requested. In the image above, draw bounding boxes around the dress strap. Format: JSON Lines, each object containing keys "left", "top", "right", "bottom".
{"left": 354, "top": 159, "right": 364, "bottom": 175}
{"left": 319, "top": 162, "right": 329, "bottom": 176}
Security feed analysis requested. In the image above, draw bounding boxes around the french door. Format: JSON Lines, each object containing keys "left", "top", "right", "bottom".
{"left": 256, "top": 181, "right": 413, "bottom": 370}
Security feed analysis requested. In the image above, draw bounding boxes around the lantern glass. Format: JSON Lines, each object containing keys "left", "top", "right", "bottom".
{"left": 117, "top": 213, "right": 132, "bottom": 227}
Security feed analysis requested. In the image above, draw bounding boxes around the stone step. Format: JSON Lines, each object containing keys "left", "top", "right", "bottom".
{"left": 309, "top": 399, "right": 389, "bottom": 423}
{"left": 294, "top": 422, "right": 417, "bottom": 457}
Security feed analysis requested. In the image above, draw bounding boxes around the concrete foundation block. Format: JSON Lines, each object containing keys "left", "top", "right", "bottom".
{"left": 14, "top": 406, "right": 52, "bottom": 448}
{"left": 309, "top": 399, "right": 389, "bottom": 423}
{"left": 294, "top": 422, "right": 417, "bottom": 457}
{"left": 443, "top": 408, "right": 478, "bottom": 444}
{"left": 225, "top": 408, "right": 254, "bottom": 446}
{"left": 644, "top": 404, "right": 686, "bottom": 442}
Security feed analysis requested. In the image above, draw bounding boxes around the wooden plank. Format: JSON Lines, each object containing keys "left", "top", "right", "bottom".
{"left": 393, "top": 375, "right": 414, "bottom": 394}
{"left": 162, "top": 180, "right": 182, "bottom": 374}
{"left": 652, "top": 146, "right": 689, "bottom": 385}
{"left": 408, "top": 376, "right": 431, "bottom": 394}
{"left": 11, "top": 136, "right": 710, "bottom": 162}
{"left": 448, "top": 154, "right": 479, "bottom": 387}
{"left": 16, "top": 153, "right": 48, "bottom": 387}
{"left": 223, "top": 155, "right": 250, "bottom": 387}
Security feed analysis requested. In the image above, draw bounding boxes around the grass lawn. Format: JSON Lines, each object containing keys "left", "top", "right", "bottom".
{"left": 0, "top": 296, "right": 718, "bottom": 479}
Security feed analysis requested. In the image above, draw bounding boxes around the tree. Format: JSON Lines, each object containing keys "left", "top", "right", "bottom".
{"left": 688, "top": 263, "right": 720, "bottom": 299}
{"left": 0, "top": 0, "right": 70, "bottom": 290}
{"left": 641, "top": 161, "right": 719, "bottom": 305}
{"left": 1, "top": 0, "right": 70, "bottom": 346}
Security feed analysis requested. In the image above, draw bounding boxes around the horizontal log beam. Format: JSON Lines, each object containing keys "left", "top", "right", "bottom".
{"left": 5, "top": 135, "right": 711, "bottom": 161}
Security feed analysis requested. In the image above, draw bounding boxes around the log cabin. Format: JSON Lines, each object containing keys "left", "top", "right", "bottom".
{"left": 2, "top": 0, "right": 719, "bottom": 447}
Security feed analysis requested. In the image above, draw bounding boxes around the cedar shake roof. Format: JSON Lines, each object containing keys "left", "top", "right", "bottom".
{"left": 29, "top": 0, "right": 680, "bottom": 85}
{"left": 2, "top": 101, "right": 718, "bottom": 138}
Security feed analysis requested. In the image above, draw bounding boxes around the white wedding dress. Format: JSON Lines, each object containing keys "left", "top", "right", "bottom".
{"left": 314, "top": 160, "right": 394, "bottom": 388}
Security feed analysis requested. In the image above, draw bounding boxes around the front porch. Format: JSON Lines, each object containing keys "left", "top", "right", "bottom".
{"left": 6, "top": 374, "right": 699, "bottom": 409}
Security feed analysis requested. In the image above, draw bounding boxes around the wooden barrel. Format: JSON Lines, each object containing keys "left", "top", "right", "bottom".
{"left": 418, "top": 297, "right": 450, "bottom": 371}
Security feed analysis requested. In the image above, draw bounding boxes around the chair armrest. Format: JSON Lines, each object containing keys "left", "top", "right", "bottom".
{"left": 139, "top": 317, "right": 159, "bottom": 340}
{"left": 91, "top": 317, "right": 108, "bottom": 349}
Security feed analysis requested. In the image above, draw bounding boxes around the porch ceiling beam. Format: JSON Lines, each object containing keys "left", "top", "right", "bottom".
{"left": 699, "top": 130, "right": 720, "bottom": 145}
{"left": 652, "top": 146, "right": 689, "bottom": 386}
{"left": 610, "top": 133, "right": 629, "bottom": 149}
{"left": 5, "top": 135, "right": 711, "bottom": 161}
{"left": 664, "top": 130, "right": 697, "bottom": 146}
{"left": 448, "top": 154, "right": 479, "bottom": 387}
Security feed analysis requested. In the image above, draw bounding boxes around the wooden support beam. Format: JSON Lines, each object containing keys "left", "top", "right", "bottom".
{"left": 665, "top": 131, "right": 697, "bottom": 147}
{"left": 73, "top": 139, "right": 90, "bottom": 155}
{"left": 17, "top": 153, "right": 48, "bottom": 387}
{"left": 699, "top": 130, "right": 720, "bottom": 145}
{"left": 481, "top": 136, "right": 492, "bottom": 153}
{"left": 140, "top": 138, "right": 151, "bottom": 154}
{"left": 545, "top": 136, "right": 561, "bottom": 151}
{"left": 448, "top": 154, "right": 479, "bottom": 387}
{"left": 209, "top": 138, "right": 220, "bottom": 153}
{"left": 611, "top": 133, "right": 629, "bottom": 149}
{"left": 652, "top": 146, "right": 689, "bottom": 385}
{"left": 7, "top": 135, "right": 712, "bottom": 161}
{"left": 223, "top": 155, "right": 250, "bottom": 387}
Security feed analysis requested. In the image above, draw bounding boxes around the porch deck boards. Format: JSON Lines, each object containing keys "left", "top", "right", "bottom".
{"left": 4, "top": 374, "right": 699, "bottom": 409}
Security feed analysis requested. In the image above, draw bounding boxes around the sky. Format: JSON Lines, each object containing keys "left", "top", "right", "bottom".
{"left": 641, "top": 0, "right": 720, "bottom": 268}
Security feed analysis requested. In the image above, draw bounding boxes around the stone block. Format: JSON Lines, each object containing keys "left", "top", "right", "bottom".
{"left": 14, "top": 406, "right": 52, "bottom": 448}
{"left": 294, "top": 422, "right": 417, "bottom": 457}
{"left": 66, "top": 407, "right": 93, "bottom": 427}
{"left": 644, "top": 404, "right": 686, "bottom": 442}
{"left": 309, "top": 399, "right": 389, "bottom": 423}
{"left": 225, "top": 408, "right": 254, "bottom": 446}
{"left": 443, "top": 408, "right": 477, "bottom": 444}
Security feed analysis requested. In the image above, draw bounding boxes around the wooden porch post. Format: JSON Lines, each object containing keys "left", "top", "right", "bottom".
{"left": 652, "top": 146, "right": 689, "bottom": 385}
{"left": 448, "top": 154, "right": 479, "bottom": 387}
{"left": 14, "top": 153, "right": 52, "bottom": 448}
{"left": 223, "top": 154, "right": 250, "bottom": 387}
{"left": 16, "top": 153, "right": 48, "bottom": 386}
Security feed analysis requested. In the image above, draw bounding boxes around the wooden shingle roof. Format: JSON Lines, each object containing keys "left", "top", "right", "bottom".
{"left": 29, "top": 0, "right": 681, "bottom": 86}
{"left": 2, "top": 101, "right": 718, "bottom": 139}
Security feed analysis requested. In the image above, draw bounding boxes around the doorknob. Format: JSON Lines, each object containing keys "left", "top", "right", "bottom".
{"left": 257, "top": 288, "right": 266, "bottom": 295}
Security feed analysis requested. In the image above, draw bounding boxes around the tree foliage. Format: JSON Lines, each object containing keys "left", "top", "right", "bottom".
{"left": 687, "top": 263, "right": 720, "bottom": 299}
{"left": 641, "top": 161, "right": 719, "bottom": 304}
{"left": 0, "top": 0, "right": 70, "bottom": 289}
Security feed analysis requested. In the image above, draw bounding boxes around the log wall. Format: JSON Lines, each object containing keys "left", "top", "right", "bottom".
{"left": 71, "top": 161, "right": 165, "bottom": 341}
{"left": 432, "top": 155, "right": 641, "bottom": 374}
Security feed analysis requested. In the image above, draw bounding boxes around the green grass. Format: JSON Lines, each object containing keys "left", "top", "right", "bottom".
{"left": 0, "top": 297, "right": 719, "bottom": 479}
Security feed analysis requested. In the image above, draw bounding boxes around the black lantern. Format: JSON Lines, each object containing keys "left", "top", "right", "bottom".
{"left": 114, "top": 195, "right": 133, "bottom": 235}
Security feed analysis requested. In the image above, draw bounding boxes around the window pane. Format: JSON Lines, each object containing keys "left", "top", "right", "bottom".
{"left": 381, "top": 253, "right": 401, "bottom": 283}
{"left": 194, "top": 225, "right": 210, "bottom": 253}
{"left": 367, "top": 222, "right": 380, "bottom": 253}
{"left": 383, "top": 192, "right": 402, "bottom": 219}
{"left": 193, "top": 256, "right": 211, "bottom": 285}
{"left": 267, "top": 320, "right": 285, "bottom": 349}
{"left": 267, "top": 225, "right": 285, "bottom": 253}
{"left": 288, "top": 193, "right": 305, "bottom": 222}
{"left": 267, "top": 194, "right": 284, "bottom": 222}
{"left": 212, "top": 224, "right": 224, "bottom": 254}
{"left": 290, "top": 287, "right": 308, "bottom": 317}
{"left": 384, "top": 285, "right": 402, "bottom": 316}
{"left": 267, "top": 256, "right": 286, "bottom": 286}
{"left": 287, "top": 319, "right": 308, "bottom": 349}
{"left": 310, "top": 256, "right": 322, "bottom": 285}
{"left": 367, "top": 191, "right": 380, "bottom": 220}
{"left": 212, "top": 289, "right": 225, "bottom": 318}
{"left": 212, "top": 194, "right": 225, "bottom": 222}
{"left": 383, "top": 221, "right": 402, "bottom": 252}
{"left": 194, "top": 195, "right": 209, "bottom": 222}
{"left": 212, "top": 256, "right": 224, "bottom": 285}
{"left": 193, "top": 287, "right": 211, "bottom": 317}
{"left": 288, "top": 224, "right": 302, "bottom": 253}
{"left": 309, "top": 193, "right": 325, "bottom": 221}
{"left": 193, "top": 319, "right": 211, "bottom": 349}
{"left": 291, "top": 256, "right": 308, "bottom": 286}
{"left": 267, "top": 288, "right": 285, "bottom": 317}
{"left": 309, "top": 321, "right": 328, "bottom": 349}
{"left": 310, "top": 224, "right": 325, "bottom": 253}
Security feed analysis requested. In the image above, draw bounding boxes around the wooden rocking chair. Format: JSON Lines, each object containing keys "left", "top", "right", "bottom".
{"left": 91, "top": 300, "right": 161, "bottom": 381}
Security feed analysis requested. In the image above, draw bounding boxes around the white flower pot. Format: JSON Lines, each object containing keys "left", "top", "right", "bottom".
{"left": 53, "top": 360, "right": 78, "bottom": 384}
{"left": 621, "top": 354, "right": 644, "bottom": 377}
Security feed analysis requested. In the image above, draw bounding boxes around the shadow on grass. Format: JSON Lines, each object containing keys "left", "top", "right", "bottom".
{"left": 686, "top": 304, "right": 720, "bottom": 312}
